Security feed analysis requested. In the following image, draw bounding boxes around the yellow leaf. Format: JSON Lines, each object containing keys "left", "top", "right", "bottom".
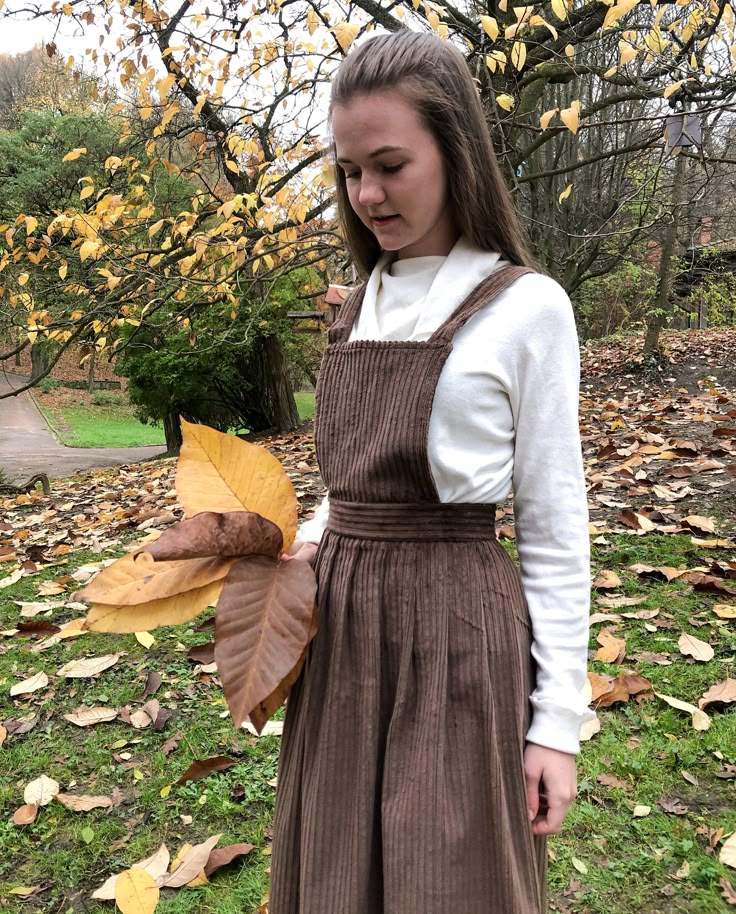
{"left": 510, "top": 41, "right": 527, "bottom": 70}
{"left": 79, "top": 185, "right": 95, "bottom": 201}
{"left": 306, "top": 7, "right": 319, "bottom": 34}
{"left": 24, "top": 216, "right": 38, "bottom": 235}
{"left": 225, "top": 160, "right": 240, "bottom": 174}
{"left": 79, "top": 549, "right": 232, "bottom": 607}
{"left": 540, "top": 108, "right": 558, "bottom": 129}
{"left": 62, "top": 147, "right": 87, "bottom": 162}
{"left": 18, "top": 273, "right": 29, "bottom": 286}
{"left": 619, "top": 41, "right": 638, "bottom": 65}
{"left": 496, "top": 93, "right": 516, "bottom": 111}
{"left": 83, "top": 579, "right": 225, "bottom": 634}
{"left": 58, "top": 263, "right": 68, "bottom": 280}
{"left": 160, "top": 784, "right": 172, "bottom": 798}
{"left": 115, "top": 867, "right": 159, "bottom": 914}
{"left": 559, "top": 183, "right": 573, "bottom": 203}
{"left": 177, "top": 419, "right": 298, "bottom": 552}
{"left": 551, "top": 0, "right": 568, "bottom": 20}
{"left": 333, "top": 21, "right": 360, "bottom": 50}
{"left": 480, "top": 15, "right": 499, "bottom": 40}
{"left": 135, "top": 631, "right": 155, "bottom": 648}
{"left": 664, "top": 80, "right": 685, "bottom": 99}
{"left": 79, "top": 240, "right": 99, "bottom": 262}
{"left": 148, "top": 220, "right": 165, "bottom": 237}
{"left": 560, "top": 105, "right": 580, "bottom": 134}
{"left": 564, "top": 43, "right": 575, "bottom": 58}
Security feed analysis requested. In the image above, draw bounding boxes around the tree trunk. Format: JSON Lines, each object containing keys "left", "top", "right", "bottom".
{"left": 164, "top": 411, "right": 182, "bottom": 454}
{"left": 643, "top": 149, "right": 687, "bottom": 355}
{"left": 261, "top": 334, "right": 300, "bottom": 432}
{"left": 30, "top": 342, "right": 50, "bottom": 382}
{"left": 87, "top": 348, "right": 96, "bottom": 393}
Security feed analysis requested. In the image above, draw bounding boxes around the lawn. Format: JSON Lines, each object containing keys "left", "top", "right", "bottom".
{"left": 1, "top": 487, "right": 735, "bottom": 912}
{"left": 33, "top": 387, "right": 166, "bottom": 449}
{"left": 32, "top": 387, "right": 317, "bottom": 449}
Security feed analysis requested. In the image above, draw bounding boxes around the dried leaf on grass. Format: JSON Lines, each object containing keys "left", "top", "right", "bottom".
{"left": 678, "top": 632, "right": 715, "bottom": 662}
{"left": 9, "top": 671, "right": 48, "bottom": 696}
{"left": 174, "top": 756, "right": 238, "bottom": 786}
{"left": 721, "top": 833, "right": 736, "bottom": 870}
{"left": 63, "top": 706, "right": 118, "bottom": 727}
{"left": 56, "top": 793, "right": 114, "bottom": 811}
{"left": 57, "top": 653, "right": 120, "bottom": 678}
{"left": 93, "top": 844, "right": 170, "bottom": 900}
{"left": 24, "top": 775, "right": 59, "bottom": 806}
{"left": 115, "top": 868, "right": 159, "bottom": 914}
{"left": 655, "top": 691, "right": 711, "bottom": 730}
{"left": 159, "top": 834, "right": 222, "bottom": 888}
{"left": 13, "top": 803, "right": 38, "bottom": 825}
{"left": 595, "top": 628, "right": 627, "bottom": 663}
{"left": 699, "top": 678, "right": 736, "bottom": 710}
{"left": 204, "top": 842, "right": 255, "bottom": 876}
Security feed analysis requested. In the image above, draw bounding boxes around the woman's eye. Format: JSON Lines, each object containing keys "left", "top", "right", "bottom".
{"left": 383, "top": 164, "right": 403, "bottom": 174}
{"left": 345, "top": 171, "right": 360, "bottom": 180}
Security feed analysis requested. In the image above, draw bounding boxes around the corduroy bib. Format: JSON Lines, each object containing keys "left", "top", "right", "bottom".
{"left": 270, "top": 265, "right": 547, "bottom": 914}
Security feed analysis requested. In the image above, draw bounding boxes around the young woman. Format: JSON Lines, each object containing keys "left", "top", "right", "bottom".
{"left": 273, "top": 30, "right": 594, "bottom": 914}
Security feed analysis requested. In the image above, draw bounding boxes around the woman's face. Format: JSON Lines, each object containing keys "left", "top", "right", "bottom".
{"left": 331, "top": 89, "right": 459, "bottom": 260}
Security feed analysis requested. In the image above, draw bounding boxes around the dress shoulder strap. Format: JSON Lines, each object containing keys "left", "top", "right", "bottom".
{"left": 328, "top": 283, "right": 368, "bottom": 344}
{"left": 428, "top": 265, "right": 534, "bottom": 344}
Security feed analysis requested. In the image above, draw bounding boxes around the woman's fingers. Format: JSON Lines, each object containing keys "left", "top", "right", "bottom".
{"left": 524, "top": 743, "right": 577, "bottom": 836}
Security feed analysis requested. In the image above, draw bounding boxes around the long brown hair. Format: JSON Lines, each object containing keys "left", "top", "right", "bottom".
{"left": 329, "top": 31, "right": 539, "bottom": 278}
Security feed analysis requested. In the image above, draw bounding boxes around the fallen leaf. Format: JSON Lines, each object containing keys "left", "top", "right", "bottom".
{"left": 63, "top": 706, "right": 118, "bottom": 727}
{"left": 0, "top": 568, "right": 24, "bottom": 589}
{"left": 57, "top": 653, "right": 121, "bottom": 678}
{"left": 10, "top": 671, "right": 49, "bottom": 696}
{"left": 655, "top": 692, "right": 711, "bottom": 730}
{"left": 678, "top": 632, "right": 714, "bottom": 662}
{"left": 56, "top": 793, "right": 114, "bottom": 811}
{"left": 595, "top": 628, "right": 626, "bottom": 663}
{"left": 158, "top": 834, "right": 222, "bottom": 888}
{"left": 174, "top": 756, "right": 238, "bottom": 786}
{"left": 633, "top": 804, "right": 651, "bottom": 817}
{"left": 713, "top": 603, "right": 736, "bottom": 620}
{"left": 115, "top": 867, "right": 160, "bottom": 914}
{"left": 579, "top": 717, "right": 601, "bottom": 741}
{"left": 720, "top": 877, "right": 736, "bottom": 905}
{"left": 721, "top": 833, "right": 736, "bottom": 869}
{"left": 699, "top": 678, "right": 736, "bottom": 710}
{"left": 93, "top": 844, "right": 171, "bottom": 900}
{"left": 593, "top": 569, "right": 622, "bottom": 589}
{"left": 24, "top": 774, "right": 60, "bottom": 806}
{"left": 204, "top": 841, "right": 255, "bottom": 876}
{"left": 13, "top": 803, "right": 38, "bottom": 825}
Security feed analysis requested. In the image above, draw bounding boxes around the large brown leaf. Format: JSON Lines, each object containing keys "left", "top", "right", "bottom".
{"left": 78, "top": 549, "right": 234, "bottom": 606}
{"left": 215, "top": 556, "right": 317, "bottom": 731}
{"left": 177, "top": 420, "right": 298, "bottom": 550}
{"left": 144, "top": 511, "right": 283, "bottom": 562}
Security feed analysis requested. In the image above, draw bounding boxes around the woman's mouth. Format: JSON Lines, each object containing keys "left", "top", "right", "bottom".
{"left": 371, "top": 214, "right": 399, "bottom": 227}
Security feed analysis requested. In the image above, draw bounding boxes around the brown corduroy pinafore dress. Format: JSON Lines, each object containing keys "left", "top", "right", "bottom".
{"left": 270, "top": 265, "right": 547, "bottom": 914}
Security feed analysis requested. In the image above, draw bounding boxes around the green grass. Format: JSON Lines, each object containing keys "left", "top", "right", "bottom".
{"left": 1, "top": 502, "right": 734, "bottom": 912}
{"left": 294, "top": 391, "right": 315, "bottom": 421}
{"left": 35, "top": 395, "right": 166, "bottom": 448}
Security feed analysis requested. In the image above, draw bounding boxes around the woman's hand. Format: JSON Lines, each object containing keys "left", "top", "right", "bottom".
{"left": 281, "top": 539, "right": 319, "bottom": 567}
{"left": 524, "top": 743, "right": 577, "bottom": 836}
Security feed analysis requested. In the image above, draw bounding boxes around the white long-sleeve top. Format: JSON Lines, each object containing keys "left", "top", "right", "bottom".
{"left": 298, "top": 235, "right": 595, "bottom": 754}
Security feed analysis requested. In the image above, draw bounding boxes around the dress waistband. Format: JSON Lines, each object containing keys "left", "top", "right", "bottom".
{"left": 327, "top": 500, "right": 498, "bottom": 542}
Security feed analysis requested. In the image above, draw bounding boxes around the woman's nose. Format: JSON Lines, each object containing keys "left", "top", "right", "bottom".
{"left": 358, "top": 175, "right": 385, "bottom": 206}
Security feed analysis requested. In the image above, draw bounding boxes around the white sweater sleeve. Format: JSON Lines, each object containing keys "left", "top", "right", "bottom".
{"left": 297, "top": 492, "right": 331, "bottom": 544}
{"left": 506, "top": 280, "right": 595, "bottom": 754}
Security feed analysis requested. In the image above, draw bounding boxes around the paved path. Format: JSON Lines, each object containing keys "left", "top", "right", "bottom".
{"left": 0, "top": 373, "right": 168, "bottom": 484}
